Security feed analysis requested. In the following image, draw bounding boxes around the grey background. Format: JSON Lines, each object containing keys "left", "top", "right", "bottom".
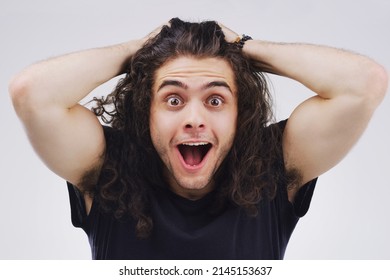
{"left": 1, "top": 0, "right": 389, "bottom": 259}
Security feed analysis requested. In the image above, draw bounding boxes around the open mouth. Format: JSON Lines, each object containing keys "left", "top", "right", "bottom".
{"left": 178, "top": 142, "right": 212, "bottom": 167}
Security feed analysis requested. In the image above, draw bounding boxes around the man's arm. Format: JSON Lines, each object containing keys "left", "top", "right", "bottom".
{"left": 9, "top": 40, "right": 143, "bottom": 190}
{"left": 243, "top": 40, "right": 388, "bottom": 199}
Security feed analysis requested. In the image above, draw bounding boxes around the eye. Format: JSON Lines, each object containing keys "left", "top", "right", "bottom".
{"left": 207, "top": 96, "right": 224, "bottom": 107}
{"left": 166, "top": 96, "right": 183, "bottom": 107}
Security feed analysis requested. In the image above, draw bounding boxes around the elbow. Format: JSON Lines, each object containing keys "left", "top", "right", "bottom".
{"left": 362, "top": 63, "right": 388, "bottom": 109}
{"left": 9, "top": 73, "right": 37, "bottom": 117}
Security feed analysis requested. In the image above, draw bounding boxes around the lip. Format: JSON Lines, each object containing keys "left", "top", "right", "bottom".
{"left": 175, "top": 142, "right": 212, "bottom": 173}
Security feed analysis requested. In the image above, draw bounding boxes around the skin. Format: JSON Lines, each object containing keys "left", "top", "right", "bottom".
{"left": 150, "top": 56, "right": 238, "bottom": 200}
{"left": 9, "top": 22, "right": 388, "bottom": 214}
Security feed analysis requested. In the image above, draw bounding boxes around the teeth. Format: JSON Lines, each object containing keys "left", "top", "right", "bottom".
{"left": 181, "top": 142, "right": 209, "bottom": 146}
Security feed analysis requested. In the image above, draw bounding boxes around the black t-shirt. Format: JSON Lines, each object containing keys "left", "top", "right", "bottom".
{"left": 67, "top": 121, "right": 317, "bottom": 259}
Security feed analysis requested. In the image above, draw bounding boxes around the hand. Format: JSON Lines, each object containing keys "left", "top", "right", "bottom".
{"left": 218, "top": 22, "right": 240, "bottom": 43}
{"left": 141, "top": 21, "right": 171, "bottom": 45}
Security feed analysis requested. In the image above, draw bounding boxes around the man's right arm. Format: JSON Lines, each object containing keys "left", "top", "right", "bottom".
{"left": 9, "top": 40, "right": 143, "bottom": 190}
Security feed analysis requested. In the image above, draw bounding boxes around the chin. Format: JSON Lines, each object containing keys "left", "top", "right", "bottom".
{"left": 171, "top": 175, "right": 215, "bottom": 199}
{"left": 178, "top": 177, "right": 212, "bottom": 190}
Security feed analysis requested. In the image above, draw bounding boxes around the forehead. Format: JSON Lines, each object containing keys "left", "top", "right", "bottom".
{"left": 153, "top": 56, "right": 236, "bottom": 92}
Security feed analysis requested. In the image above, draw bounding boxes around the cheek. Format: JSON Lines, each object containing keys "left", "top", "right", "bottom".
{"left": 149, "top": 111, "right": 161, "bottom": 149}
{"left": 208, "top": 112, "right": 237, "bottom": 152}
{"left": 216, "top": 109, "right": 237, "bottom": 137}
{"left": 150, "top": 108, "right": 175, "bottom": 148}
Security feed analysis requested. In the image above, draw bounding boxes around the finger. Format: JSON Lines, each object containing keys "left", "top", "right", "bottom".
{"left": 217, "top": 22, "right": 240, "bottom": 43}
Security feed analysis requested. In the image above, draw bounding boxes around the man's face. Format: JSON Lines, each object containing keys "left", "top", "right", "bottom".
{"left": 150, "top": 56, "right": 237, "bottom": 200}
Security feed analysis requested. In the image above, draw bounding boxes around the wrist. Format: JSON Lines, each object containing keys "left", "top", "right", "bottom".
{"left": 240, "top": 40, "right": 279, "bottom": 74}
{"left": 234, "top": 34, "right": 253, "bottom": 49}
{"left": 122, "top": 39, "right": 144, "bottom": 54}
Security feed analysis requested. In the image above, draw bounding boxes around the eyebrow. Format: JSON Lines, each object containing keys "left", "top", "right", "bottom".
{"left": 202, "top": 81, "right": 233, "bottom": 93}
{"left": 157, "top": 80, "right": 188, "bottom": 91}
{"left": 157, "top": 79, "right": 233, "bottom": 93}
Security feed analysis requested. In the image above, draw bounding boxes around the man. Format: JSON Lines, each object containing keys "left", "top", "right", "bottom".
{"left": 9, "top": 18, "right": 387, "bottom": 259}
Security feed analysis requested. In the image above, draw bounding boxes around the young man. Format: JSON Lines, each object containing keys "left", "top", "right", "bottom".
{"left": 9, "top": 18, "right": 388, "bottom": 259}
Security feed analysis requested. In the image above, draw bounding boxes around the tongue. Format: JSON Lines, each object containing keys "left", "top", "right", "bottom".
{"left": 181, "top": 146, "right": 203, "bottom": 166}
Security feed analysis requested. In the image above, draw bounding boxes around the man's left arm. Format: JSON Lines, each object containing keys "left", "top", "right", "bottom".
{"left": 242, "top": 40, "right": 388, "bottom": 200}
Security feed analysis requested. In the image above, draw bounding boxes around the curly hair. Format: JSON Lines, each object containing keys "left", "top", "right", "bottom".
{"left": 89, "top": 18, "right": 292, "bottom": 238}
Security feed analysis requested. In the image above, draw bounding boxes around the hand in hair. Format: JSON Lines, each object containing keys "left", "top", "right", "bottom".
{"left": 141, "top": 21, "right": 171, "bottom": 45}
{"left": 217, "top": 22, "right": 241, "bottom": 43}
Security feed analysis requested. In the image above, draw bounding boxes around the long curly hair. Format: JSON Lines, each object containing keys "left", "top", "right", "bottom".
{"left": 89, "top": 18, "right": 291, "bottom": 238}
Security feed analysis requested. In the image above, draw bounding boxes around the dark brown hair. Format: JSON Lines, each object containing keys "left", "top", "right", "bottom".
{"left": 90, "top": 18, "right": 289, "bottom": 238}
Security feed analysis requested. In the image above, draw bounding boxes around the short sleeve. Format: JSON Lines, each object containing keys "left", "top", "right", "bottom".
{"left": 66, "top": 125, "right": 114, "bottom": 232}
{"left": 292, "top": 178, "right": 317, "bottom": 217}
{"left": 274, "top": 119, "right": 317, "bottom": 218}
{"left": 67, "top": 182, "right": 88, "bottom": 230}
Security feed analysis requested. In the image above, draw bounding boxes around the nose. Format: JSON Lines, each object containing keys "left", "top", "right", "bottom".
{"left": 183, "top": 101, "right": 206, "bottom": 131}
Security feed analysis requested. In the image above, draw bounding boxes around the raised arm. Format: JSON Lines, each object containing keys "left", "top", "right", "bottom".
{"left": 245, "top": 40, "right": 388, "bottom": 195}
{"left": 221, "top": 24, "right": 388, "bottom": 198}
{"left": 9, "top": 39, "right": 143, "bottom": 189}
